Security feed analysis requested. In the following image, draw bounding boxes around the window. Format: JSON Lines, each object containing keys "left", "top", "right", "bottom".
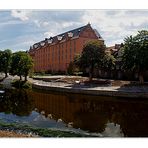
{"left": 52, "top": 47, "right": 54, "bottom": 61}
{"left": 65, "top": 48, "right": 67, "bottom": 60}
{"left": 74, "top": 40, "right": 76, "bottom": 53}
{"left": 61, "top": 49, "right": 63, "bottom": 61}
{"left": 58, "top": 48, "right": 60, "bottom": 63}
{"left": 70, "top": 48, "right": 72, "bottom": 60}
{"left": 70, "top": 41, "right": 72, "bottom": 47}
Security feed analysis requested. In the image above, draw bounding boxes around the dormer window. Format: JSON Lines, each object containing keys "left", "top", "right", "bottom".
{"left": 68, "top": 32, "right": 73, "bottom": 37}
{"left": 47, "top": 39, "right": 53, "bottom": 44}
{"left": 30, "top": 46, "right": 33, "bottom": 50}
{"left": 34, "top": 44, "right": 38, "bottom": 48}
{"left": 57, "top": 36, "right": 62, "bottom": 41}
{"left": 40, "top": 42, "right": 45, "bottom": 46}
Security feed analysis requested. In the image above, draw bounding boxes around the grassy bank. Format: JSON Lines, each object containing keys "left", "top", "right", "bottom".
{"left": 0, "top": 121, "right": 94, "bottom": 137}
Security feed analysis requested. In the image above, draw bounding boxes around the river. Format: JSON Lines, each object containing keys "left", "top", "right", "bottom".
{"left": 0, "top": 88, "right": 148, "bottom": 137}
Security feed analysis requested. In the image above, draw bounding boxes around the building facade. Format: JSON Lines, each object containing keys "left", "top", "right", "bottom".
{"left": 28, "top": 23, "right": 104, "bottom": 73}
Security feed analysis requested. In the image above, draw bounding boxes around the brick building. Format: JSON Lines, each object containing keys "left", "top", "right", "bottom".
{"left": 28, "top": 23, "right": 104, "bottom": 73}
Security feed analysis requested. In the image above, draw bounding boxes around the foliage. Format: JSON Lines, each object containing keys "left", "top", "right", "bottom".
{"left": 0, "top": 49, "right": 12, "bottom": 77}
{"left": 0, "top": 121, "right": 94, "bottom": 137}
{"left": 67, "top": 61, "right": 76, "bottom": 75}
{"left": 102, "top": 53, "right": 116, "bottom": 70}
{"left": 122, "top": 30, "right": 148, "bottom": 83}
{"left": 10, "top": 51, "right": 33, "bottom": 81}
{"left": 11, "top": 80, "right": 32, "bottom": 89}
{"left": 0, "top": 89, "right": 33, "bottom": 116}
{"left": 74, "top": 40, "right": 113, "bottom": 81}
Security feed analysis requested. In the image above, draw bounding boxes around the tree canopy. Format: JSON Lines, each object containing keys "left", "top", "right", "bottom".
{"left": 122, "top": 30, "right": 148, "bottom": 83}
{"left": 0, "top": 49, "right": 12, "bottom": 77}
{"left": 10, "top": 51, "right": 33, "bottom": 81}
{"left": 101, "top": 52, "right": 116, "bottom": 71}
{"left": 74, "top": 40, "right": 115, "bottom": 81}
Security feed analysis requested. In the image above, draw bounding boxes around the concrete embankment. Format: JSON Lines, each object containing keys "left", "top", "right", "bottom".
{"left": 1, "top": 75, "right": 148, "bottom": 98}
{"left": 32, "top": 81, "right": 148, "bottom": 98}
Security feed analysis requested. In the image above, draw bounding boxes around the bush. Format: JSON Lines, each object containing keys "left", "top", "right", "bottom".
{"left": 67, "top": 62, "right": 75, "bottom": 75}
{"left": 11, "top": 80, "right": 32, "bottom": 89}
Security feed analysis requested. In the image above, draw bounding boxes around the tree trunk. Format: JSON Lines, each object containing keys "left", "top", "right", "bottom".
{"left": 20, "top": 75, "right": 22, "bottom": 81}
{"left": 89, "top": 64, "right": 93, "bottom": 82}
{"left": 25, "top": 75, "right": 27, "bottom": 81}
{"left": 139, "top": 71, "right": 144, "bottom": 84}
{"left": 89, "top": 72, "right": 92, "bottom": 81}
{"left": 5, "top": 72, "right": 8, "bottom": 78}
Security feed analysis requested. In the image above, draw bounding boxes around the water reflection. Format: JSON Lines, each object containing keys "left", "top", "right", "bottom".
{"left": 1, "top": 88, "right": 148, "bottom": 137}
{"left": 28, "top": 89, "right": 148, "bottom": 137}
{"left": 102, "top": 122, "right": 124, "bottom": 137}
{"left": 0, "top": 89, "right": 34, "bottom": 116}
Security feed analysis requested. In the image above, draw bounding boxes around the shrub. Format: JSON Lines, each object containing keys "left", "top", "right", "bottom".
{"left": 11, "top": 80, "right": 32, "bottom": 89}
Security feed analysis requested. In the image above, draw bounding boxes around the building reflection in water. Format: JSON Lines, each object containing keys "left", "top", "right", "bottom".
{"left": 28, "top": 89, "right": 148, "bottom": 137}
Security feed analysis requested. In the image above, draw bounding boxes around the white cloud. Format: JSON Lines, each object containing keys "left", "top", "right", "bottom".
{"left": 34, "top": 20, "right": 50, "bottom": 28}
{"left": 11, "top": 10, "right": 30, "bottom": 21}
{"left": 82, "top": 10, "right": 148, "bottom": 46}
{"left": 62, "top": 22, "right": 73, "bottom": 28}
{"left": 34, "top": 20, "right": 41, "bottom": 27}
{"left": 44, "top": 31, "right": 54, "bottom": 38}
{"left": 42, "top": 21, "right": 49, "bottom": 27}
{"left": 0, "top": 20, "right": 23, "bottom": 27}
{"left": 1, "top": 10, "right": 148, "bottom": 51}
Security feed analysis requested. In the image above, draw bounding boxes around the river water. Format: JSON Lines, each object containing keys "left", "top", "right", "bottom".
{"left": 0, "top": 88, "right": 148, "bottom": 137}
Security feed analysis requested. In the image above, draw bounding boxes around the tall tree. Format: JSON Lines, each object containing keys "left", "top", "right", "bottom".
{"left": 122, "top": 30, "right": 148, "bottom": 83}
{"left": 74, "top": 40, "right": 106, "bottom": 81}
{"left": 10, "top": 51, "right": 33, "bottom": 81}
{"left": 20, "top": 53, "right": 34, "bottom": 81}
{"left": 0, "top": 50, "right": 3, "bottom": 73}
{"left": 101, "top": 52, "right": 116, "bottom": 71}
{"left": 0, "top": 49, "right": 12, "bottom": 77}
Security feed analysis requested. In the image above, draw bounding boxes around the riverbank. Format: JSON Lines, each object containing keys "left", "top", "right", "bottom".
{"left": 1, "top": 75, "right": 148, "bottom": 137}
{"left": 1, "top": 75, "right": 148, "bottom": 98}
{"left": 0, "top": 130, "right": 33, "bottom": 137}
{"left": 32, "top": 75, "right": 148, "bottom": 98}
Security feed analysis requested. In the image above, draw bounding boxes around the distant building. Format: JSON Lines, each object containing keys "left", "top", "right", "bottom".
{"left": 28, "top": 23, "right": 104, "bottom": 73}
{"left": 106, "top": 44, "right": 122, "bottom": 55}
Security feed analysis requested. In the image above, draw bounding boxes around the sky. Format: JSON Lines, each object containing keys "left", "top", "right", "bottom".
{"left": 0, "top": 10, "right": 147, "bottom": 52}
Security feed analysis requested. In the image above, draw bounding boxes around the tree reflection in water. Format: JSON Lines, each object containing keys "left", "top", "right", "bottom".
{"left": 0, "top": 89, "right": 34, "bottom": 116}
{"left": 1, "top": 88, "right": 148, "bottom": 137}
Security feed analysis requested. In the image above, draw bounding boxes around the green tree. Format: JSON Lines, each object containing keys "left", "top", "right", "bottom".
{"left": 67, "top": 61, "right": 75, "bottom": 75}
{"left": 0, "top": 49, "right": 12, "bottom": 77}
{"left": 102, "top": 53, "right": 116, "bottom": 71}
{"left": 10, "top": 51, "right": 33, "bottom": 81}
{"left": 122, "top": 30, "right": 148, "bottom": 83}
{"left": 74, "top": 40, "right": 106, "bottom": 81}
{"left": 0, "top": 50, "right": 3, "bottom": 73}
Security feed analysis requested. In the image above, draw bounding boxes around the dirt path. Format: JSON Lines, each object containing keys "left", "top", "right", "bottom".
{"left": 0, "top": 130, "right": 35, "bottom": 137}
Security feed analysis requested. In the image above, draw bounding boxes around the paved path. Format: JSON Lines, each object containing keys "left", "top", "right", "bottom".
{"left": 1, "top": 75, "right": 148, "bottom": 98}
{"left": 0, "top": 75, "right": 28, "bottom": 89}
{"left": 32, "top": 76, "right": 148, "bottom": 98}
{"left": 33, "top": 80, "right": 148, "bottom": 92}
{"left": 0, "top": 75, "right": 15, "bottom": 89}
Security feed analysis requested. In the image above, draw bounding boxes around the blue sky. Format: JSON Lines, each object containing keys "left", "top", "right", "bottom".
{"left": 0, "top": 10, "right": 147, "bottom": 52}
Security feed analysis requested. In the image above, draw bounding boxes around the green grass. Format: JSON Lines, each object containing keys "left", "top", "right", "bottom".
{"left": 0, "top": 121, "right": 93, "bottom": 137}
